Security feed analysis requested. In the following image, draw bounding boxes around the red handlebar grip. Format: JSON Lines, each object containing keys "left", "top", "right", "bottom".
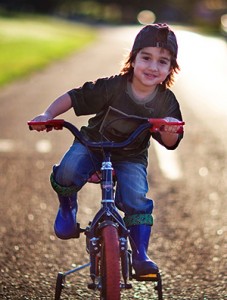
{"left": 27, "top": 119, "right": 65, "bottom": 130}
{"left": 148, "top": 118, "right": 185, "bottom": 133}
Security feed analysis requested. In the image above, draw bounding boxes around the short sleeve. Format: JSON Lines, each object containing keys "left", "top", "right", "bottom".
{"left": 68, "top": 76, "right": 124, "bottom": 116}
{"left": 68, "top": 78, "right": 109, "bottom": 116}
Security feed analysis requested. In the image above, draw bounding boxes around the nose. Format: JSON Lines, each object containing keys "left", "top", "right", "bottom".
{"left": 148, "top": 61, "right": 158, "bottom": 71}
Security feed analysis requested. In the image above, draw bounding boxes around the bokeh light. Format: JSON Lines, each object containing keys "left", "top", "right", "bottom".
{"left": 137, "top": 10, "right": 156, "bottom": 25}
{"left": 221, "top": 14, "right": 227, "bottom": 33}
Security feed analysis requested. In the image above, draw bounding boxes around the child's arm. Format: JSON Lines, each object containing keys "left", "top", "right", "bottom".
{"left": 30, "top": 93, "right": 72, "bottom": 131}
{"left": 159, "top": 117, "right": 182, "bottom": 148}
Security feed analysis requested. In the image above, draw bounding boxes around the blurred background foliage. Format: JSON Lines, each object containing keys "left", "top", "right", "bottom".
{"left": 0, "top": 0, "right": 226, "bottom": 35}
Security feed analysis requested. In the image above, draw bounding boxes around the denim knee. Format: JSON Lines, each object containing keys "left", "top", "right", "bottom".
{"left": 114, "top": 162, "right": 153, "bottom": 215}
{"left": 50, "top": 142, "right": 102, "bottom": 195}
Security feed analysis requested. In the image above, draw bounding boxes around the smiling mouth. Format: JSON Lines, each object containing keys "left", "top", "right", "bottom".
{"left": 144, "top": 73, "right": 157, "bottom": 79}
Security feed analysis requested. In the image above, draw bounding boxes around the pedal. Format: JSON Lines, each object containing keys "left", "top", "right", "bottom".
{"left": 75, "top": 223, "right": 86, "bottom": 238}
{"left": 78, "top": 224, "right": 86, "bottom": 233}
{"left": 132, "top": 273, "right": 159, "bottom": 282}
{"left": 124, "top": 283, "right": 133, "bottom": 289}
{"left": 87, "top": 282, "right": 96, "bottom": 290}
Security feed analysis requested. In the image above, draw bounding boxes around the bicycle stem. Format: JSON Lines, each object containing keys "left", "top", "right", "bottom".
{"left": 101, "top": 152, "right": 115, "bottom": 206}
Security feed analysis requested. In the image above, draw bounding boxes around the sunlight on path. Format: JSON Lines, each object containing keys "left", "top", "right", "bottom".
{"left": 176, "top": 29, "right": 227, "bottom": 116}
{"left": 152, "top": 141, "right": 183, "bottom": 180}
{"left": 0, "top": 139, "right": 14, "bottom": 152}
{"left": 174, "top": 29, "right": 227, "bottom": 147}
{"left": 35, "top": 139, "right": 52, "bottom": 153}
{"left": 0, "top": 139, "right": 52, "bottom": 153}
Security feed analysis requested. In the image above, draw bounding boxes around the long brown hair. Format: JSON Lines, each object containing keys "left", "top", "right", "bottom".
{"left": 120, "top": 49, "right": 180, "bottom": 89}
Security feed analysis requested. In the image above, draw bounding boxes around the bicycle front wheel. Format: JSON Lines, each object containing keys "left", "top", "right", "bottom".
{"left": 100, "top": 225, "right": 120, "bottom": 300}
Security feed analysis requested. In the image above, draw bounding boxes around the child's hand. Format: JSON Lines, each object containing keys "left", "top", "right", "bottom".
{"left": 158, "top": 117, "right": 182, "bottom": 147}
{"left": 162, "top": 117, "right": 182, "bottom": 134}
{"left": 30, "top": 113, "right": 53, "bottom": 131}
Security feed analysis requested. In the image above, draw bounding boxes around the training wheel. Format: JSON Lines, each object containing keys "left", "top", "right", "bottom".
{"left": 54, "top": 272, "right": 65, "bottom": 300}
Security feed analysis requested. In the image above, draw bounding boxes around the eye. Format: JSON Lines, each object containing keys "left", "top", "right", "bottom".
{"left": 142, "top": 55, "right": 150, "bottom": 61}
{"left": 159, "top": 59, "right": 168, "bottom": 65}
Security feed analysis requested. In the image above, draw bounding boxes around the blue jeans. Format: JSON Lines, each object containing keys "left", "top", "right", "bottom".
{"left": 53, "top": 142, "right": 153, "bottom": 218}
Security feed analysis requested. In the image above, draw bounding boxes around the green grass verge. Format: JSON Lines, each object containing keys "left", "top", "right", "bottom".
{"left": 0, "top": 15, "right": 97, "bottom": 87}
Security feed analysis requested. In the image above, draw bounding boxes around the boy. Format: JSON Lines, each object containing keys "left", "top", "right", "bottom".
{"left": 30, "top": 23, "right": 183, "bottom": 276}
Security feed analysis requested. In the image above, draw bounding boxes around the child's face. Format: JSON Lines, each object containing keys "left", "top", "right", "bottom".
{"left": 132, "top": 47, "right": 172, "bottom": 91}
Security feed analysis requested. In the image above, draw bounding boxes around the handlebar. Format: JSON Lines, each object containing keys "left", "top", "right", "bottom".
{"left": 27, "top": 118, "right": 184, "bottom": 150}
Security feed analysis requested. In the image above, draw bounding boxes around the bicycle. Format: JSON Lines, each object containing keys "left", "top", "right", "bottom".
{"left": 28, "top": 116, "right": 184, "bottom": 300}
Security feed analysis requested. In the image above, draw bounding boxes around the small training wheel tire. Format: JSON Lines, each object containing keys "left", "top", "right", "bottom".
{"left": 54, "top": 272, "right": 65, "bottom": 300}
{"left": 156, "top": 273, "right": 163, "bottom": 300}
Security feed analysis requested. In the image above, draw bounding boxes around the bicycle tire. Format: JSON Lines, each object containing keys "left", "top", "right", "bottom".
{"left": 100, "top": 225, "right": 121, "bottom": 300}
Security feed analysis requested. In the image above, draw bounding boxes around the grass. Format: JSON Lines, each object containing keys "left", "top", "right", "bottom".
{"left": 0, "top": 15, "right": 97, "bottom": 87}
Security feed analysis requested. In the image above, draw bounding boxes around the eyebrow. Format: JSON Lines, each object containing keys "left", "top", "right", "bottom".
{"left": 140, "top": 50, "right": 171, "bottom": 61}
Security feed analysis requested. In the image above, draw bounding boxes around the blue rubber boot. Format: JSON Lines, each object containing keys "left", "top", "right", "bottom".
{"left": 54, "top": 195, "right": 80, "bottom": 239}
{"left": 129, "top": 224, "right": 159, "bottom": 276}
